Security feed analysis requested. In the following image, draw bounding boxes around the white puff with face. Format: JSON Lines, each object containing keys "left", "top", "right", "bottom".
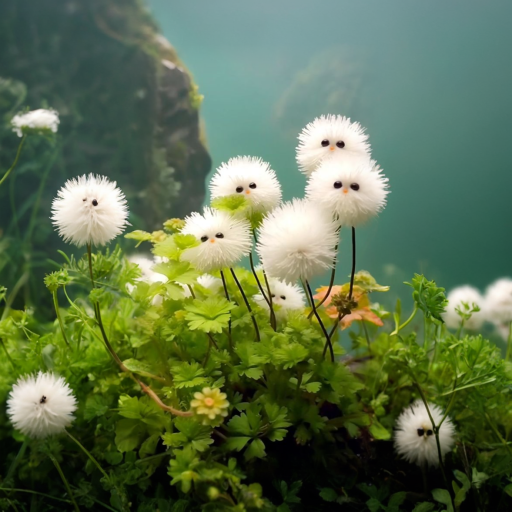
{"left": 443, "top": 285, "right": 484, "bottom": 331}
{"left": 181, "top": 207, "right": 252, "bottom": 273}
{"left": 210, "top": 156, "right": 282, "bottom": 214}
{"left": 254, "top": 278, "right": 306, "bottom": 320}
{"left": 296, "top": 114, "right": 371, "bottom": 176}
{"left": 305, "top": 156, "right": 389, "bottom": 227}
{"left": 256, "top": 199, "right": 339, "bottom": 283}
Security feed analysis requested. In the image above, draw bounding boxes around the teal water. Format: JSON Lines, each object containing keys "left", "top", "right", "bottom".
{"left": 149, "top": 0, "right": 512, "bottom": 296}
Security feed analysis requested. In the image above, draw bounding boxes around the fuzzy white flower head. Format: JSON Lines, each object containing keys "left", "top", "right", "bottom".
{"left": 485, "top": 278, "right": 512, "bottom": 325}
{"left": 51, "top": 174, "right": 129, "bottom": 247}
{"left": 7, "top": 372, "right": 77, "bottom": 439}
{"left": 254, "top": 278, "right": 306, "bottom": 320}
{"left": 296, "top": 114, "right": 371, "bottom": 176}
{"left": 256, "top": 199, "right": 339, "bottom": 283}
{"left": 197, "top": 274, "right": 223, "bottom": 293}
{"left": 181, "top": 207, "right": 252, "bottom": 273}
{"left": 443, "top": 286, "right": 484, "bottom": 331}
{"left": 210, "top": 156, "right": 282, "bottom": 215}
{"left": 394, "top": 400, "right": 455, "bottom": 467}
{"left": 11, "top": 109, "right": 60, "bottom": 137}
{"left": 306, "top": 156, "right": 389, "bottom": 227}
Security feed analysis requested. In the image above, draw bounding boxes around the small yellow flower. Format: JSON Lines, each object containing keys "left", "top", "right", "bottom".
{"left": 164, "top": 218, "right": 186, "bottom": 232}
{"left": 190, "top": 387, "right": 229, "bottom": 426}
{"left": 151, "top": 230, "right": 167, "bottom": 243}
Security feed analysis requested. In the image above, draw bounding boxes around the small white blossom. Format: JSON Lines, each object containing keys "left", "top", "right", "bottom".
{"left": 256, "top": 199, "right": 339, "bottom": 283}
{"left": 443, "top": 285, "right": 484, "bottom": 331}
{"left": 7, "top": 372, "right": 77, "bottom": 439}
{"left": 254, "top": 277, "right": 305, "bottom": 320}
{"left": 394, "top": 400, "right": 455, "bottom": 467}
{"left": 51, "top": 174, "right": 129, "bottom": 247}
{"left": 485, "top": 278, "right": 512, "bottom": 326}
{"left": 181, "top": 207, "right": 252, "bottom": 272}
{"left": 11, "top": 109, "right": 60, "bottom": 137}
{"left": 306, "top": 156, "right": 389, "bottom": 227}
{"left": 296, "top": 114, "right": 371, "bottom": 176}
{"left": 210, "top": 156, "right": 282, "bottom": 215}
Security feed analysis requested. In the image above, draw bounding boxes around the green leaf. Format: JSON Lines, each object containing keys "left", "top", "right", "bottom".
{"left": 244, "top": 438, "right": 266, "bottom": 460}
{"left": 274, "top": 343, "right": 309, "bottom": 369}
{"left": 369, "top": 419, "right": 391, "bottom": 441}
{"left": 162, "top": 417, "right": 213, "bottom": 452}
{"left": 432, "top": 489, "right": 454, "bottom": 512}
{"left": 168, "top": 446, "right": 200, "bottom": 493}
{"left": 152, "top": 260, "right": 198, "bottom": 285}
{"left": 170, "top": 362, "right": 208, "bottom": 389}
{"left": 211, "top": 194, "right": 249, "bottom": 215}
{"left": 411, "top": 503, "right": 435, "bottom": 512}
{"left": 84, "top": 395, "right": 109, "bottom": 420}
{"left": 125, "top": 230, "right": 153, "bottom": 247}
{"left": 319, "top": 488, "right": 338, "bottom": 502}
{"left": 405, "top": 274, "right": 447, "bottom": 322}
{"left": 224, "top": 436, "right": 251, "bottom": 452}
{"left": 122, "top": 358, "right": 163, "bottom": 380}
{"left": 366, "top": 497, "right": 382, "bottom": 512}
{"left": 115, "top": 419, "right": 147, "bottom": 452}
{"left": 184, "top": 296, "right": 236, "bottom": 333}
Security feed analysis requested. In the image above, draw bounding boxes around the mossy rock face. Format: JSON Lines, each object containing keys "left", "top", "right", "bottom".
{"left": 0, "top": 0, "right": 210, "bottom": 307}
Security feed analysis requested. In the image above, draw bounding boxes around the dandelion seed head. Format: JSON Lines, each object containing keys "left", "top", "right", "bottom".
{"left": 11, "top": 109, "right": 60, "bottom": 137}
{"left": 443, "top": 285, "right": 484, "bottom": 330}
{"left": 254, "top": 277, "right": 305, "bottom": 319}
{"left": 7, "top": 372, "right": 77, "bottom": 439}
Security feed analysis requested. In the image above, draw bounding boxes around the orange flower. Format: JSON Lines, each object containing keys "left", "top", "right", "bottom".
{"left": 314, "top": 285, "right": 383, "bottom": 330}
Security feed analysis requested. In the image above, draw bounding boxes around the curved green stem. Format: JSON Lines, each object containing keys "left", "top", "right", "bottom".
{"left": 220, "top": 270, "right": 233, "bottom": 350}
{"left": 391, "top": 305, "right": 418, "bottom": 336}
{"left": 0, "top": 135, "right": 26, "bottom": 188}
{"left": 249, "top": 252, "right": 276, "bottom": 330}
{"left": 1, "top": 271, "right": 29, "bottom": 321}
{"left": 305, "top": 280, "right": 334, "bottom": 362}
{"left": 48, "top": 453, "right": 80, "bottom": 512}
{"left": 0, "top": 337, "right": 15, "bottom": 370}
{"left": 506, "top": 321, "right": 512, "bottom": 361}
{"left": 53, "top": 290, "right": 70, "bottom": 347}
{"left": 66, "top": 431, "right": 109, "bottom": 480}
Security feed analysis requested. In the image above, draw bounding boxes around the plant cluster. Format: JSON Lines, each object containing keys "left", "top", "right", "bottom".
{"left": 0, "top": 113, "right": 510, "bottom": 512}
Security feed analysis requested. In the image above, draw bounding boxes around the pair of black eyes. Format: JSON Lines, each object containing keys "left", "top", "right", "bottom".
{"left": 40, "top": 395, "right": 47, "bottom": 404}
{"left": 200, "top": 233, "right": 224, "bottom": 242}
{"left": 417, "top": 428, "right": 433, "bottom": 437}
{"left": 83, "top": 198, "right": 99, "bottom": 206}
{"left": 236, "top": 183, "right": 257, "bottom": 193}
{"left": 321, "top": 140, "right": 345, "bottom": 148}
{"left": 271, "top": 294, "right": 286, "bottom": 300}
{"left": 334, "top": 182, "right": 359, "bottom": 191}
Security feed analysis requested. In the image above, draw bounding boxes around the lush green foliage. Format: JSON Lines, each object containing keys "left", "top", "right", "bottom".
{"left": 0, "top": 221, "right": 511, "bottom": 512}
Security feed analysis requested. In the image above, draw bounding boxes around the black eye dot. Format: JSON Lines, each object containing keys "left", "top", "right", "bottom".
{"left": 92, "top": 199, "right": 98, "bottom": 206}
{"left": 321, "top": 139, "right": 329, "bottom": 147}
{"left": 200, "top": 236, "right": 208, "bottom": 243}
{"left": 249, "top": 182, "right": 257, "bottom": 189}
{"left": 271, "top": 294, "right": 275, "bottom": 298}
{"left": 333, "top": 181, "right": 342, "bottom": 189}
{"left": 40, "top": 395, "right": 47, "bottom": 404}
{"left": 82, "top": 198, "right": 87, "bottom": 202}
{"left": 280, "top": 295, "right": 286, "bottom": 300}
{"left": 215, "top": 233, "right": 224, "bottom": 239}
{"left": 236, "top": 186, "right": 243, "bottom": 193}
{"left": 336, "top": 140, "right": 345, "bottom": 149}
{"left": 426, "top": 429, "right": 433, "bottom": 436}
{"left": 350, "top": 183, "right": 360, "bottom": 191}
{"left": 417, "top": 428, "right": 425, "bottom": 437}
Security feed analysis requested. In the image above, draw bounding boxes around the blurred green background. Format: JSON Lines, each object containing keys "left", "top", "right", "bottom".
{"left": 148, "top": 0, "right": 512, "bottom": 294}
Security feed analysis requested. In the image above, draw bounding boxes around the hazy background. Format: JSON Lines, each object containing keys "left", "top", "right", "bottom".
{"left": 148, "top": 0, "right": 512, "bottom": 296}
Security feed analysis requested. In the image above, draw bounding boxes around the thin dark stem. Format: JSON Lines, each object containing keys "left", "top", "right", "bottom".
{"left": 66, "top": 431, "right": 109, "bottom": 480}
{"left": 48, "top": 454, "right": 80, "bottom": 512}
{"left": 220, "top": 270, "right": 233, "bottom": 350}
{"left": 308, "top": 246, "right": 338, "bottom": 320}
{"left": 305, "top": 280, "right": 334, "bottom": 362}
{"left": 53, "top": 290, "right": 70, "bottom": 347}
{"left": 187, "top": 284, "right": 196, "bottom": 299}
{"left": 349, "top": 226, "right": 356, "bottom": 300}
{"left": 230, "top": 268, "right": 260, "bottom": 342}
{"left": 0, "top": 135, "right": 26, "bottom": 188}
{"left": 329, "top": 312, "right": 343, "bottom": 339}
{"left": 301, "top": 278, "right": 313, "bottom": 308}
{"left": 249, "top": 252, "right": 276, "bottom": 330}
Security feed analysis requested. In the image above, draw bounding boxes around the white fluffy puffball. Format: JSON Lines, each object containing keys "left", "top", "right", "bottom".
{"left": 485, "top": 278, "right": 512, "bottom": 326}
{"left": 11, "top": 108, "right": 59, "bottom": 137}
{"left": 256, "top": 199, "right": 339, "bottom": 283}
{"left": 51, "top": 174, "right": 129, "bottom": 247}
{"left": 197, "top": 274, "right": 223, "bottom": 293}
{"left": 254, "top": 278, "right": 306, "bottom": 320}
{"left": 443, "top": 285, "right": 485, "bottom": 331}
{"left": 394, "top": 400, "right": 455, "bottom": 467}
{"left": 210, "top": 156, "right": 282, "bottom": 214}
{"left": 7, "top": 372, "right": 77, "bottom": 439}
{"left": 181, "top": 207, "right": 252, "bottom": 273}
{"left": 296, "top": 114, "right": 371, "bottom": 176}
{"left": 305, "top": 157, "right": 389, "bottom": 227}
